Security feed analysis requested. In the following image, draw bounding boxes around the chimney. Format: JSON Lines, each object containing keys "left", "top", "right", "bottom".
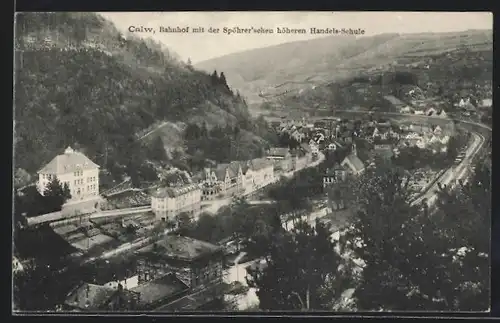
{"left": 64, "top": 146, "right": 75, "bottom": 154}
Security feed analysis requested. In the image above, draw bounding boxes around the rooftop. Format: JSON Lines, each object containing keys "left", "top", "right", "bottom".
{"left": 267, "top": 147, "right": 290, "bottom": 157}
{"left": 64, "top": 283, "right": 139, "bottom": 311}
{"left": 136, "top": 235, "right": 223, "bottom": 262}
{"left": 151, "top": 183, "right": 201, "bottom": 199}
{"left": 248, "top": 157, "right": 273, "bottom": 171}
{"left": 342, "top": 154, "right": 365, "bottom": 173}
{"left": 38, "top": 146, "right": 99, "bottom": 174}
{"left": 131, "top": 273, "right": 188, "bottom": 305}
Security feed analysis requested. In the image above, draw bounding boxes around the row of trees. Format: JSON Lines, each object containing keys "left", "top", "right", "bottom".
{"left": 245, "top": 158, "right": 490, "bottom": 311}
{"left": 177, "top": 198, "right": 281, "bottom": 250}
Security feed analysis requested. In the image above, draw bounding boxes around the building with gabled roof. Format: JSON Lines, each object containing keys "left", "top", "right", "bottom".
{"left": 340, "top": 142, "right": 365, "bottom": 176}
{"left": 134, "top": 235, "right": 226, "bottom": 310}
{"left": 266, "top": 147, "right": 291, "bottom": 160}
{"left": 64, "top": 283, "right": 140, "bottom": 311}
{"left": 323, "top": 164, "right": 347, "bottom": 188}
{"left": 246, "top": 157, "right": 274, "bottom": 190}
{"left": 37, "top": 146, "right": 100, "bottom": 202}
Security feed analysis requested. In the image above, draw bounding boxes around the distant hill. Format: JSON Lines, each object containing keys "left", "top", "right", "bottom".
{"left": 195, "top": 30, "right": 492, "bottom": 107}
{"left": 14, "top": 12, "right": 275, "bottom": 184}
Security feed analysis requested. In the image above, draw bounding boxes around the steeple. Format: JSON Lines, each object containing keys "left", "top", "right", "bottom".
{"left": 352, "top": 141, "right": 357, "bottom": 157}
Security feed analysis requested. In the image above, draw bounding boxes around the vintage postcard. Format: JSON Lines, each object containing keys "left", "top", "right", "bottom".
{"left": 13, "top": 11, "right": 492, "bottom": 313}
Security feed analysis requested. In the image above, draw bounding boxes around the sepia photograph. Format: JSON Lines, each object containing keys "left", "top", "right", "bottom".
{"left": 13, "top": 11, "right": 492, "bottom": 313}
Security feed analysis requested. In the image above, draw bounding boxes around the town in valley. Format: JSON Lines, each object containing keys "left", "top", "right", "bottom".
{"left": 13, "top": 12, "right": 492, "bottom": 313}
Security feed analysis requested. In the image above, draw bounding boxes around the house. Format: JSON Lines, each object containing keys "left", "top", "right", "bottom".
{"left": 37, "top": 146, "right": 100, "bottom": 201}
{"left": 37, "top": 146, "right": 102, "bottom": 215}
{"left": 428, "top": 141, "right": 447, "bottom": 154}
{"left": 246, "top": 158, "right": 274, "bottom": 190}
{"left": 405, "top": 132, "right": 421, "bottom": 140}
{"left": 290, "top": 129, "right": 306, "bottom": 142}
{"left": 479, "top": 98, "right": 492, "bottom": 108}
{"left": 340, "top": 142, "right": 365, "bottom": 176}
{"left": 192, "top": 168, "right": 223, "bottom": 201}
{"left": 266, "top": 147, "right": 291, "bottom": 160}
{"left": 372, "top": 127, "right": 390, "bottom": 140}
{"left": 433, "top": 125, "right": 443, "bottom": 136}
{"left": 150, "top": 183, "right": 202, "bottom": 222}
{"left": 435, "top": 109, "right": 448, "bottom": 118}
{"left": 310, "top": 142, "right": 319, "bottom": 156}
{"left": 104, "top": 275, "right": 139, "bottom": 290}
{"left": 64, "top": 283, "right": 140, "bottom": 311}
{"left": 327, "top": 141, "right": 344, "bottom": 151}
{"left": 426, "top": 107, "right": 438, "bottom": 116}
{"left": 131, "top": 273, "right": 190, "bottom": 310}
{"left": 266, "top": 148, "right": 293, "bottom": 173}
{"left": 402, "top": 138, "right": 420, "bottom": 148}
{"left": 409, "top": 124, "right": 432, "bottom": 135}
{"left": 323, "top": 165, "right": 347, "bottom": 188}
{"left": 440, "top": 135, "right": 450, "bottom": 145}
{"left": 373, "top": 140, "right": 394, "bottom": 159}
{"left": 210, "top": 162, "right": 245, "bottom": 197}
{"left": 458, "top": 97, "right": 470, "bottom": 108}
{"left": 312, "top": 132, "right": 325, "bottom": 144}
{"left": 134, "top": 235, "right": 226, "bottom": 311}
{"left": 416, "top": 138, "right": 427, "bottom": 149}
{"left": 428, "top": 135, "right": 440, "bottom": 144}
{"left": 400, "top": 106, "right": 413, "bottom": 113}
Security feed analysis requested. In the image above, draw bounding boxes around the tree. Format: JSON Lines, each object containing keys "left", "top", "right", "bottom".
{"left": 125, "top": 224, "right": 137, "bottom": 235}
{"left": 175, "top": 212, "right": 194, "bottom": 235}
{"left": 148, "top": 136, "right": 167, "bottom": 162}
{"left": 246, "top": 219, "right": 350, "bottom": 310}
{"left": 431, "top": 159, "right": 490, "bottom": 311}
{"left": 14, "top": 168, "right": 32, "bottom": 189}
{"left": 342, "top": 162, "right": 490, "bottom": 311}
{"left": 43, "top": 177, "right": 71, "bottom": 212}
{"left": 343, "top": 165, "right": 450, "bottom": 310}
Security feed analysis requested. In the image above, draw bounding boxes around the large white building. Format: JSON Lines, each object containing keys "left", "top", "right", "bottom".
{"left": 37, "top": 147, "right": 100, "bottom": 201}
{"left": 151, "top": 183, "right": 202, "bottom": 222}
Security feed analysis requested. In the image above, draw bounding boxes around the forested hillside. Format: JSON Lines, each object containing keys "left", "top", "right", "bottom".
{"left": 14, "top": 12, "right": 274, "bottom": 185}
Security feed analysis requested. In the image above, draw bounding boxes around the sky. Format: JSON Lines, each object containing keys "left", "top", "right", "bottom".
{"left": 99, "top": 12, "right": 492, "bottom": 63}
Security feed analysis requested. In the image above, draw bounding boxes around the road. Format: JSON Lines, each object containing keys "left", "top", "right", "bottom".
{"left": 137, "top": 121, "right": 169, "bottom": 141}
{"left": 200, "top": 152, "right": 325, "bottom": 214}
